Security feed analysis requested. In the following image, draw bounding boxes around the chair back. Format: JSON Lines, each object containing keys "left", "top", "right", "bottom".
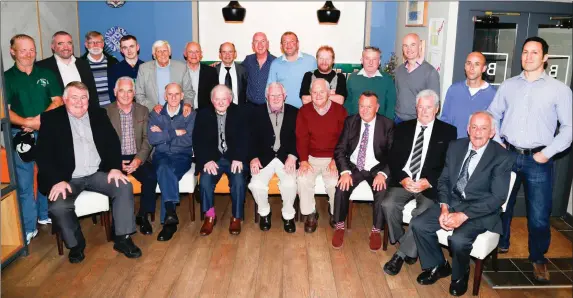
{"left": 501, "top": 172, "right": 517, "bottom": 212}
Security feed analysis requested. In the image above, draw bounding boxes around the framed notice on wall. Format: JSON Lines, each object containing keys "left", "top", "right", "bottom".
{"left": 406, "top": 1, "right": 428, "bottom": 27}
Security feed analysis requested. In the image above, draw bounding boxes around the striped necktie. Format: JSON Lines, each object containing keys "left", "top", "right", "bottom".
{"left": 409, "top": 126, "right": 427, "bottom": 179}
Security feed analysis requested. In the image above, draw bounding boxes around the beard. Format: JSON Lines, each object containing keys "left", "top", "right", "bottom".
{"left": 88, "top": 47, "right": 103, "bottom": 55}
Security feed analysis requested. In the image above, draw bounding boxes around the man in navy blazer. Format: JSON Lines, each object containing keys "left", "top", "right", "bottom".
{"left": 410, "top": 111, "right": 514, "bottom": 296}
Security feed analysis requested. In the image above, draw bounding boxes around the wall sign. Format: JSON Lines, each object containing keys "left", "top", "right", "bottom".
{"left": 104, "top": 26, "right": 128, "bottom": 52}
{"left": 106, "top": 1, "right": 125, "bottom": 9}
{"left": 482, "top": 52, "right": 509, "bottom": 85}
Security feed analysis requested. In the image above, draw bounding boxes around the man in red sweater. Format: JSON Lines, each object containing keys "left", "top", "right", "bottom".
{"left": 296, "top": 78, "right": 347, "bottom": 233}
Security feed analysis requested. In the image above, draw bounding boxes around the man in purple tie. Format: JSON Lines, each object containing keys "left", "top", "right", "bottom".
{"left": 331, "top": 91, "right": 395, "bottom": 250}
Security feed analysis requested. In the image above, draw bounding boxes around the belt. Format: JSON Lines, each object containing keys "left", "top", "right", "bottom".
{"left": 506, "top": 143, "right": 545, "bottom": 155}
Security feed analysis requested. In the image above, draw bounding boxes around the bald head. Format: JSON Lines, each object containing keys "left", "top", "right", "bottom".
{"left": 252, "top": 32, "right": 269, "bottom": 55}
{"left": 185, "top": 41, "right": 203, "bottom": 66}
{"left": 464, "top": 51, "right": 487, "bottom": 82}
{"left": 402, "top": 33, "right": 422, "bottom": 61}
{"left": 219, "top": 42, "right": 237, "bottom": 66}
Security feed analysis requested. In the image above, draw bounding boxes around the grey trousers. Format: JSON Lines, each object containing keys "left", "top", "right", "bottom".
{"left": 48, "top": 172, "right": 136, "bottom": 248}
{"left": 381, "top": 187, "right": 434, "bottom": 258}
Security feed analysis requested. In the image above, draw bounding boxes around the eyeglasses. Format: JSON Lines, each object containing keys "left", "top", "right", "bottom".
{"left": 87, "top": 40, "right": 104, "bottom": 46}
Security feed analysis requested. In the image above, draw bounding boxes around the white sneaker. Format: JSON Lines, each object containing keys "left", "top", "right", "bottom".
{"left": 26, "top": 229, "right": 39, "bottom": 245}
{"left": 38, "top": 218, "right": 52, "bottom": 225}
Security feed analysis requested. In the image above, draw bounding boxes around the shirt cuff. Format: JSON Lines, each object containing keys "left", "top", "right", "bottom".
{"left": 377, "top": 171, "right": 388, "bottom": 179}
{"left": 439, "top": 203, "right": 449, "bottom": 209}
{"left": 288, "top": 154, "right": 298, "bottom": 161}
{"left": 340, "top": 170, "right": 351, "bottom": 176}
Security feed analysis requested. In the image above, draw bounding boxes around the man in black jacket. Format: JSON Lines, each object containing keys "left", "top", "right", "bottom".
{"left": 36, "top": 81, "right": 141, "bottom": 264}
{"left": 248, "top": 82, "right": 298, "bottom": 233}
{"left": 184, "top": 42, "right": 218, "bottom": 110}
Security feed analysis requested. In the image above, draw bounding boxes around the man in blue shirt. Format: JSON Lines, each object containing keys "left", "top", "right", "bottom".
{"left": 241, "top": 32, "right": 276, "bottom": 105}
{"left": 108, "top": 35, "right": 144, "bottom": 103}
{"left": 441, "top": 52, "right": 496, "bottom": 138}
{"left": 267, "top": 31, "right": 317, "bottom": 108}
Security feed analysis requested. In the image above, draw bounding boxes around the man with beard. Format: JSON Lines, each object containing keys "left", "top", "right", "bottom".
{"left": 80, "top": 31, "right": 118, "bottom": 106}
{"left": 300, "top": 45, "right": 346, "bottom": 105}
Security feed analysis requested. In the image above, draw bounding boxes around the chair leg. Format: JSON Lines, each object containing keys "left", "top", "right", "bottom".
{"left": 189, "top": 193, "right": 195, "bottom": 222}
{"left": 382, "top": 222, "right": 389, "bottom": 251}
{"left": 294, "top": 196, "right": 300, "bottom": 222}
{"left": 347, "top": 200, "right": 354, "bottom": 230}
{"left": 195, "top": 191, "right": 204, "bottom": 221}
{"left": 491, "top": 248, "right": 499, "bottom": 272}
{"left": 104, "top": 211, "right": 112, "bottom": 242}
{"left": 92, "top": 214, "right": 98, "bottom": 225}
{"left": 150, "top": 212, "right": 155, "bottom": 222}
{"left": 56, "top": 232, "right": 64, "bottom": 256}
{"left": 254, "top": 198, "right": 260, "bottom": 224}
{"left": 473, "top": 258, "right": 484, "bottom": 296}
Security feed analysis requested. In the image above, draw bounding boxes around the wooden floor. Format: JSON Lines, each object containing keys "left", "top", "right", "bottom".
{"left": 2, "top": 194, "right": 572, "bottom": 298}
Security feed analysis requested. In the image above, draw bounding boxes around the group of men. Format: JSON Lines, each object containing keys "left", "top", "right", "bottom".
{"left": 5, "top": 26, "right": 571, "bottom": 296}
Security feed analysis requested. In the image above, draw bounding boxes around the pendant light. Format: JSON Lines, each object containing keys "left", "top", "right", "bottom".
{"left": 317, "top": 1, "right": 340, "bottom": 24}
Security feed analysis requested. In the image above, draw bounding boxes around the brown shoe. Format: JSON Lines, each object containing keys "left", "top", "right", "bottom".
{"left": 200, "top": 216, "right": 216, "bottom": 236}
{"left": 229, "top": 217, "right": 242, "bottom": 235}
{"left": 369, "top": 232, "right": 382, "bottom": 251}
{"left": 304, "top": 212, "right": 319, "bottom": 233}
{"left": 532, "top": 263, "right": 550, "bottom": 283}
{"left": 332, "top": 229, "right": 345, "bottom": 249}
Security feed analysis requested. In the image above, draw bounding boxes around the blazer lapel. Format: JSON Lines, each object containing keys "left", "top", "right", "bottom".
{"left": 150, "top": 63, "right": 158, "bottom": 100}
{"left": 467, "top": 141, "right": 495, "bottom": 184}
{"left": 452, "top": 139, "right": 470, "bottom": 181}
{"left": 349, "top": 116, "right": 361, "bottom": 152}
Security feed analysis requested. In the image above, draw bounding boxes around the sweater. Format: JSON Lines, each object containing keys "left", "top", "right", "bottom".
{"left": 267, "top": 53, "right": 317, "bottom": 108}
{"left": 296, "top": 102, "right": 347, "bottom": 161}
{"left": 394, "top": 61, "right": 440, "bottom": 121}
{"left": 344, "top": 71, "right": 396, "bottom": 119}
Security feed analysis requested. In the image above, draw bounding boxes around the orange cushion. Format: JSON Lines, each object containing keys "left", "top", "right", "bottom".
{"left": 129, "top": 175, "right": 141, "bottom": 194}
{"left": 268, "top": 174, "right": 280, "bottom": 195}
{"left": 1, "top": 148, "right": 10, "bottom": 184}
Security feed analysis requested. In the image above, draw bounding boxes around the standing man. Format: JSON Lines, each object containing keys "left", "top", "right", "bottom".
{"left": 296, "top": 79, "right": 347, "bottom": 233}
{"left": 394, "top": 33, "right": 440, "bottom": 123}
{"left": 300, "top": 45, "right": 346, "bottom": 105}
{"left": 441, "top": 52, "right": 497, "bottom": 138}
{"left": 267, "top": 31, "right": 317, "bottom": 108}
{"left": 345, "top": 46, "right": 396, "bottom": 119}
{"left": 488, "top": 36, "right": 572, "bottom": 283}
{"left": 80, "top": 31, "right": 118, "bottom": 107}
{"left": 331, "top": 92, "right": 394, "bottom": 250}
{"left": 37, "top": 31, "right": 99, "bottom": 109}
{"left": 215, "top": 42, "right": 248, "bottom": 106}
{"left": 184, "top": 42, "right": 218, "bottom": 110}
{"left": 248, "top": 82, "right": 298, "bottom": 233}
{"left": 108, "top": 35, "right": 145, "bottom": 103}
{"left": 106, "top": 77, "right": 157, "bottom": 236}
{"left": 241, "top": 32, "right": 276, "bottom": 106}
{"left": 5, "top": 34, "right": 63, "bottom": 243}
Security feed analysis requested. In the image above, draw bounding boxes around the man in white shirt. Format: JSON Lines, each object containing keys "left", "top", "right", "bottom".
{"left": 214, "top": 42, "right": 248, "bottom": 106}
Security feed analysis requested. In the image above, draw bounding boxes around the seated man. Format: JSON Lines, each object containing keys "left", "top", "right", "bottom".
{"left": 148, "top": 83, "right": 196, "bottom": 242}
{"left": 411, "top": 111, "right": 513, "bottom": 296}
{"left": 248, "top": 82, "right": 298, "bottom": 233}
{"left": 193, "top": 85, "right": 248, "bottom": 236}
{"left": 36, "top": 81, "right": 142, "bottom": 264}
{"left": 106, "top": 76, "right": 157, "bottom": 235}
{"left": 381, "top": 90, "right": 456, "bottom": 276}
{"left": 296, "top": 78, "right": 347, "bottom": 233}
{"left": 331, "top": 91, "right": 394, "bottom": 250}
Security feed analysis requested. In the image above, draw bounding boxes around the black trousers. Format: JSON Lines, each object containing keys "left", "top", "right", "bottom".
{"left": 333, "top": 169, "right": 386, "bottom": 230}
{"left": 122, "top": 155, "right": 157, "bottom": 214}
{"left": 410, "top": 204, "right": 486, "bottom": 280}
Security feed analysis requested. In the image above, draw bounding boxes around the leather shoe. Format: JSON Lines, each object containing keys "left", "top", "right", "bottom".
{"left": 369, "top": 232, "right": 382, "bottom": 251}
{"left": 163, "top": 212, "right": 179, "bottom": 226}
{"left": 200, "top": 216, "right": 217, "bottom": 236}
{"left": 383, "top": 253, "right": 405, "bottom": 275}
{"left": 157, "top": 224, "right": 177, "bottom": 241}
{"left": 259, "top": 212, "right": 272, "bottom": 231}
{"left": 404, "top": 255, "right": 417, "bottom": 265}
{"left": 329, "top": 215, "right": 335, "bottom": 229}
{"left": 532, "top": 263, "right": 550, "bottom": 283}
{"left": 332, "top": 229, "right": 345, "bottom": 249}
{"left": 136, "top": 215, "right": 153, "bottom": 235}
{"left": 283, "top": 218, "right": 296, "bottom": 233}
{"left": 304, "top": 212, "right": 319, "bottom": 233}
{"left": 449, "top": 269, "right": 469, "bottom": 296}
{"left": 68, "top": 240, "right": 86, "bottom": 264}
{"left": 113, "top": 235, "right": 142, "bottom": 259}
{"left": 229, "top": 217, "right": 242, "bottom": 235}
{"left": 416, "top": 261, "right": 452, "bottom": 285}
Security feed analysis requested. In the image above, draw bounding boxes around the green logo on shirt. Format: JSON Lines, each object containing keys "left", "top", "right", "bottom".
{"left": 37, "top": 78, "right": 49, "bottom": 87}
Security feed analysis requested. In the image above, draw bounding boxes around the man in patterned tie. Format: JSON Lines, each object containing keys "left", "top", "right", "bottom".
{"left": 330, "top": 92, "right": 394, "bottom": 250}
{"left": 381, "top": 89, "right": 456, "bottom": 274}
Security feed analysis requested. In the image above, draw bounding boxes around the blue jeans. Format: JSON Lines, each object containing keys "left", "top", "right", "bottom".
{"left": 200, "top": 158, "right": 246, "bottom": 219}
{"left": 153, "top": 152, "right": 192, "bottom": 223}
{"left": 499, "top": 152, "right": 553, "bottom": 264}
{"left": 11, "top": 129, "right": 48, "bottom": 234}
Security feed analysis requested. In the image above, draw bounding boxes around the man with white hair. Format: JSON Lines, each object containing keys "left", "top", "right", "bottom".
{"left": 248, "top": 82, "right": 298, "bottom": 233}
{"left": 80, "top": 31, "right": 119, "bottom": 106}
{"left": 381, "top": 89, "right": 456, "bottom": 273}
{"left": 135, "top": 40, "right": 195, "bottom": 115}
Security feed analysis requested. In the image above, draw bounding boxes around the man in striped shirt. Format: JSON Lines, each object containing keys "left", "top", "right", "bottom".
{"left": 81, "top": 31, "right": 118, "bottom": 107}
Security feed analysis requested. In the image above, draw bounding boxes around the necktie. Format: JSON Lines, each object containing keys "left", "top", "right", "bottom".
{"left": 409, "top": 126, "right": 427, "bottom": 179}
{"left": 454, "top": 150, "right": 477, "bottom": 199}
{"left": 356, "top": 123, "right": 370, "bottom": 171}
{"left": 224, "top": 67, "right": 232, "bottom": 90}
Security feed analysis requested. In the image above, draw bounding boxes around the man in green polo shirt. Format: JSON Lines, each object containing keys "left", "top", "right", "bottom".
{"left": 5, "top": 34, "right": 63, "bottom": 244}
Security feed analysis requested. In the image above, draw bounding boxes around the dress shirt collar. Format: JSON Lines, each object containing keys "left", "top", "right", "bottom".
{"left": 281, "top": 51, "right": 303, "bottom": 62}
{"left": 361, "top": 117, "right": 376, "bottom": 127}
{"left": 518, "top": 70, "right": 548, "bottom": 82}
{"left": 188, "top": 63, "right": 201, "bottom": 73}
{"left": 67, "top": 111, "right": 89, "bottom": 121}
{"left": 468, "top": 139, "right": 489, "bottom": 156}
{"left": 118, "top": 104, "right": 133, "bottom": 115}
{"left": 313, "top": 100, "right": 332, "bottom": 116}
{"left": 405, "top": 57, "right": 424, "bottom": 71}
{"left": 55, "top": 54, "right": 76, "bottom": 66}
{"left": 357, "top": 68, "right": 383, "bottom": 78}
{"left": 416, "top": 119, "right": 435, "bottom": 131}
{"left": 267, "top": 102, "right": 284, "bottom": 114}
{"left": 166, "top": 104, "right": 181, "bottom": 118}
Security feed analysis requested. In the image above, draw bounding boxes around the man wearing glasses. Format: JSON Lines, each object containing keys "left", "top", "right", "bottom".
{"left": 80, "top": 31, "right": 118, "bottom": 107}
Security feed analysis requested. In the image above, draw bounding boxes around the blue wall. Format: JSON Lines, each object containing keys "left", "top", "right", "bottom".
{"left": 370, "top": 1, "right": 398, "bottom": 64}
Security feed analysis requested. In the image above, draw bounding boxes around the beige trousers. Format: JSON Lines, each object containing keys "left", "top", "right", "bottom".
{"left": 297, "top": 156, "right": 338, "bottom": 215}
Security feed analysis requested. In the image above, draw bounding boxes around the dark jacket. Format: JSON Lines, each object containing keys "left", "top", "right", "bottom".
{"left": 80, "top": 51, "right": 119, "bottom": 67}
{"left": 215, "top": 63, "right": 248, "bottom": 106}
{"left": 196, "top": 64, "right": 219, "bottom": 110}
{"left": 147, "top": 102, "right": 196, "bottom": 156}
{"left": 36, "top": 106, "right": 121, "bottom": 195}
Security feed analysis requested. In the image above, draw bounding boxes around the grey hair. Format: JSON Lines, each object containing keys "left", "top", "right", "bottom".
{"left": 468, "top": 111, "right": 496, "bottom": 128}
{"left": 151, "top": 40, "right": 171, "bottom": 55}
{"left": 265, "top": 82, "right": 287, "bottom": 98}
{"left": 210, "top": 84, "right": 234, "bottom": 101}
{"left": 114, "top": 76, "right": 135, "bottom": 90}
{"left": 415, "top": 89, "right": 440, "bottom": 108}
{"left": 309, "top": 78, "right": 330, "bottom": 94}
{"left": 63, "top": 81, "right": 89, "bottom": 99}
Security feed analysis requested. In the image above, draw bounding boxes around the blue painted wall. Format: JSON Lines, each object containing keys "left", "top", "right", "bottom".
{"left": 370, "top": 1, "right": 398, "bottom": 64}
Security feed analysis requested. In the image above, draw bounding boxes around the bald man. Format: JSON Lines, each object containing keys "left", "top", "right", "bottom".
{"left": 215, "top": 42, "right": 248, "bottom": 105}
{"left": 241, "top": 32, "right": 277, "bottom": 105}
{"left": 184, "top": 42, "right": 218, "bottom": 109}
{"left": 441, "top": 52, "right": 497, "bottom": 138}
{"left": 394, "top": 33, "right": 440, "bottom": 123}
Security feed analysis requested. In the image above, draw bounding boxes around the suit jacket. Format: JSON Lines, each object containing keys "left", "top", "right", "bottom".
{"left": 192, "top": 104, "right": 248, "bottom": 173}
{"left": 36, "top": 106, "right": 122, "bottom": 195}
{"left": 249, "top": 104, "right": 298, "bottom": 167}
{"left": 135, "top": 60, "right": 195, "bottom": 111}
{"left": 36, "top": 55, "right": 100, "bottom": 110}
{"left": 389, "top": 119, "right": 457, "bottom": 200}
{"left": 438, "top": 138, "right": 514, "bottom": 233}
{"left": 215, "top": 62, "right": 248, "bottom": 105}
{"left": 196, "top": 64, "right": 219, "bottom": 109}
{"left": 105, "top": 102, "right": 152, "bottom": 162}
{"left": 334, "top": 114, "right": 394, "bottom": 177}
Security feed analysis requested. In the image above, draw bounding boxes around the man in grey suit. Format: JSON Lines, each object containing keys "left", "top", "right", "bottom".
{"left": 410, "top": 111, "right": 514, "bottom": 296}
{"left": 135, "top": 40, "right": 195, "bottom": 115}
{"left": 215, "top": 42, "right": 248, "bottom": 105}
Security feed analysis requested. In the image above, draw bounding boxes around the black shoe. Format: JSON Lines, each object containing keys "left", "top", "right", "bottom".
{"left": 113, "top": 235, "right": 142, "bottom": 258}
{"left": 383, "top": 253, "right": 405, "bottom": 276}
{"left": 404, "top": 255, "right": 418, "bottom": 265}
{"left": 283, "top": 218, "right": 296, "bottom": 233}
{"left": 449, "top": 269, "right": 470, "bottom": 296}
{"left": 259, "top": 212, "right": 272, "bottom": 231}
{"left": 416, "top": 261, "right": 452, "bottom": 285}
{"left": 157, "top": 224, "right": 178, "bottom": 241}
{"left": 163, "top": 212, "right": 179, "bottom": 226}
{"left": 68, "top": 240, "right": 86, "bottom": 264}
{"left": 136, "top": 215, "right": 153, "bottom": 235}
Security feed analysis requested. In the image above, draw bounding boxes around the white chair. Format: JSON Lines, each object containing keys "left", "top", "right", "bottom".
{"left": 382, "top": 199, "right": 417, "bottom": 250}
{"left": 155, "top": 164, "right": 197, "bottom": 221}
{"left": 55, "top": 191, "right": 111, "bottom": 256}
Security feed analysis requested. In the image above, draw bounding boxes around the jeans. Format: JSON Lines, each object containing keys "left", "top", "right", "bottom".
{"left": 153, "top": 152, "right": 192, "bottom": 222}
{"left": 499, "top": 152, "right": 553, "bottom": 264}
{"left": 200, "top": 158, "right": 246, "bottom": 219}
{"left": 11, "top": 128, "right": 48, "bottom": 234}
